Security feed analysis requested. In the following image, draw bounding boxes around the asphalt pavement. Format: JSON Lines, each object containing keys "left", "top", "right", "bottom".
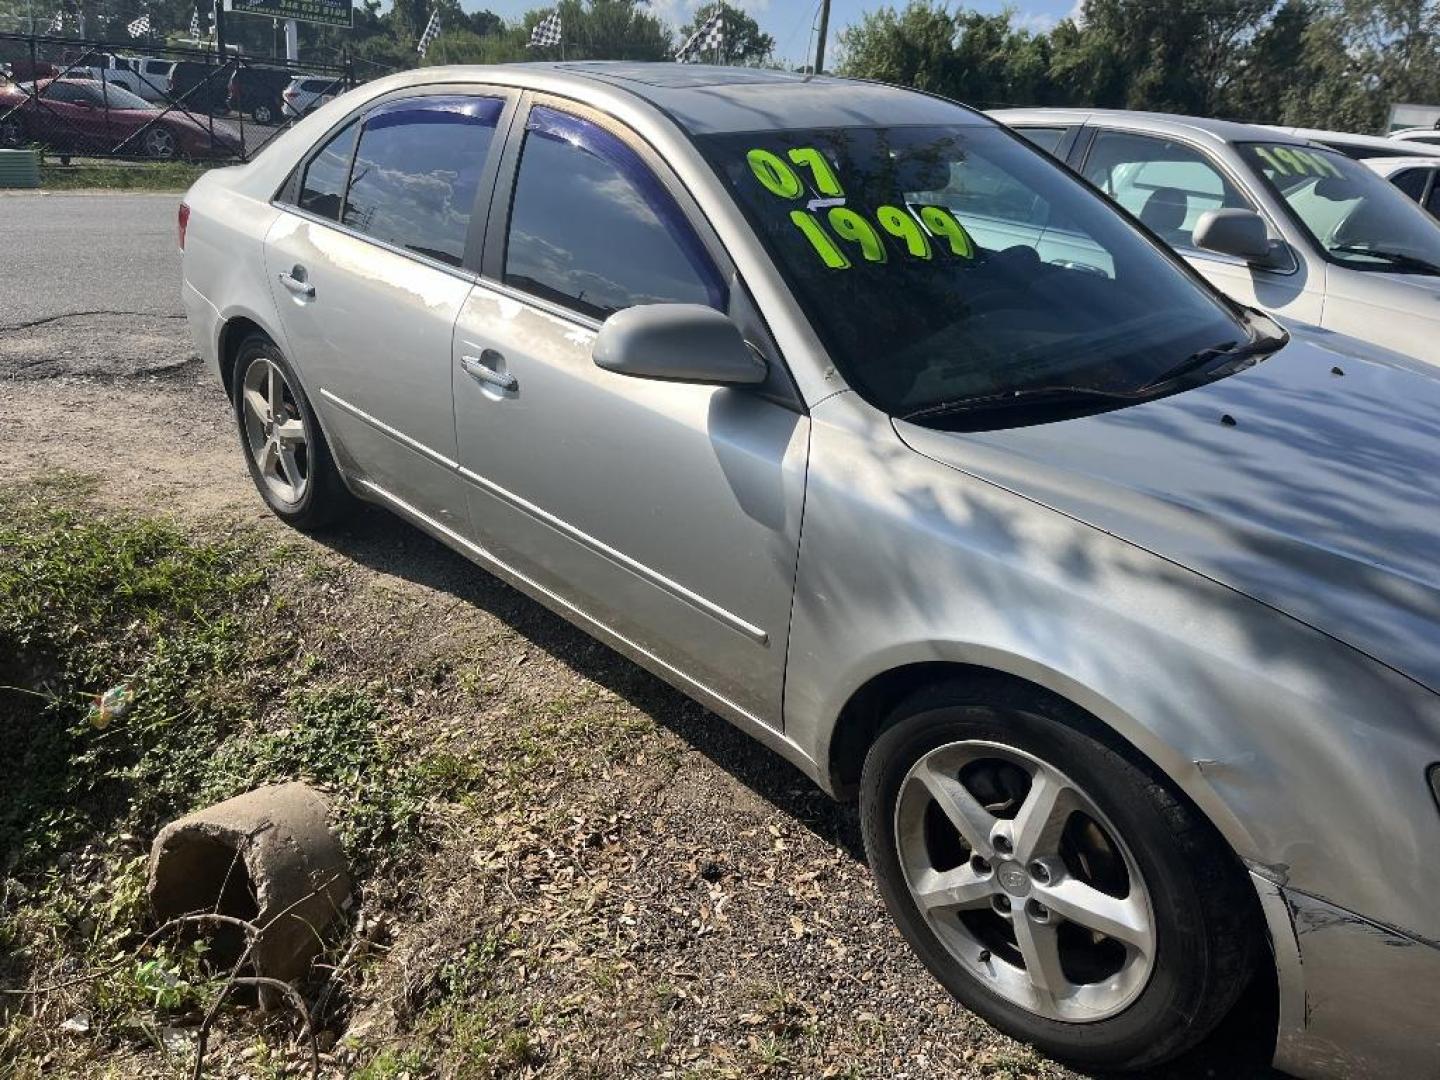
{"left": 0, "top": 192, "right": 183, "bottom": 327}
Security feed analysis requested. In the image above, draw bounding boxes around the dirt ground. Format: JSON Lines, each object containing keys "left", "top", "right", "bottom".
{"left": 0, "top": 315, "right": 1279, "bottom": 1079}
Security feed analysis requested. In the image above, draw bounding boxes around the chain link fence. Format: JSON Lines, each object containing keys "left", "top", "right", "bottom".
{"left": 0, "top": 31, "right": 358, "bottom": 162}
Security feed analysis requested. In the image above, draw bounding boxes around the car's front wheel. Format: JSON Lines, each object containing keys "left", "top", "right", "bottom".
{"left": 0, "top": 117, "right": 22, "bottom": 147}
{"left": 860, "top": 681, "right": 1258, "bottom": 1071}
{"left": 252, "top": 103, "right": 274, "bottom": 124}
{"left": 233, "top": 334, "right": 352, "bottom": 532}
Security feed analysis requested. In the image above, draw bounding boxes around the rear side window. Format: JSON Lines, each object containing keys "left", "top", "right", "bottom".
{"left": 1017, "top": 127, "right": 1066, "bottom": 156}
{"left": 341, "top": 96, "right": 502, "bottom": 267}
{"left": 503, "top": 106, "right": 726, "bottom": 320}
{"left": 303, "top": 79, "right": 332, "bottom": 93}
{"left": 298, "top": 120, "right": 358, "bottom": 220}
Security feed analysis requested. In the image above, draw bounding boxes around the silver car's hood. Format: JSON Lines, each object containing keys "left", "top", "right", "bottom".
{"left": 897, "top": 326, "right": 1440, "bottom": 693}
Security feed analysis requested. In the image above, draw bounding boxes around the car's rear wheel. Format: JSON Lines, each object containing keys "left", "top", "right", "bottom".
{"left": 143, "top": 125, "right": 177, "bottom": 160}
{"left": 252, "top": 103, "right": 274, "bottom": 124}
{"left": 233, "top": 334, "right": 352, "bottom": 532}
{"left": 860, "top": 681, "right": 1258, "bottom": 1071}
{"left": 0, "top": 118, "right": 23, "bottom": 147}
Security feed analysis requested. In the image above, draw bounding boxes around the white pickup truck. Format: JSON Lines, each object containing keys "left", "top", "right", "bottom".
{"left": 65, "top": 56, "right": 172, "bottom": 102}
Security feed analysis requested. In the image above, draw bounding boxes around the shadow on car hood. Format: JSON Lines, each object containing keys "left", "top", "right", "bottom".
{"left": 896, "top": 326, "right": 1440, "bottom": 693}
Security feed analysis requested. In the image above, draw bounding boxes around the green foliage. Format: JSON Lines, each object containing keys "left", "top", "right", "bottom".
{"left": 839, "top": 0, "right": 1440, "bottom": 130}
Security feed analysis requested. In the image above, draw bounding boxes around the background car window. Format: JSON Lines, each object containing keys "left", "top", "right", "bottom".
{"left": 1427, "top": 183, "right": 1440, "bottom": 219}
{"left": 1391, "top": 167, "right": 1430, "bottom": 203}
{"left": 1016, "top": 127, "right": 1066, "bottom": 156}
{"left": 340, "top": 96, "right": 502, "bottom": 268}
{"left": 503, "top": 106, "right": 727, "bottom": 321}
{"left": 1082, "top": 131, "right": 1252, "bottom": 248}
{"left": 297, "top": 120, "right": 358, "bottom": 221}
{"left": 43, "top": 82, "right": 90, "bottom": 104}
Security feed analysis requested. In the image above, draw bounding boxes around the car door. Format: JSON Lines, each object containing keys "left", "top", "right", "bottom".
{"left": 264, "top": 89, "right": 515, "bottom": 533}
{"left": 38, "top": 81, "right": 109, "bottom": 152}
{"left": 1075, "top": 127, "right": 1324, "bottom": 324}
{"left": 451, "top": 97, "right": 809, "bottom": 729}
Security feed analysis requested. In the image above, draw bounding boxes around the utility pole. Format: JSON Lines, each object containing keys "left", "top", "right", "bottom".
{"left": 813, "top": 0, "right": 830, "bottom": 75}
{"left": 284, "top": 17, "right": 298, "bottom": 61}
{"left": 213, "top": 0, "right": 229, "bottom": 56}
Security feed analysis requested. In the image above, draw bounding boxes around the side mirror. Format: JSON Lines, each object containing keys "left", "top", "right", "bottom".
{"left": 1192, "top": 208, "right": 1273, "bottom": 263}
{"left": 593, "top": 304, "right": 766, "bottom": 387}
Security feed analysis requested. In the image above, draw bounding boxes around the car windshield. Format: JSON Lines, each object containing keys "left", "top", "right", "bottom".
{"left": 1238, "top": 141, "right": 1440, "bottom": 273}
{"left": 696, "top": 124, "right": 1255, "bottom": 421}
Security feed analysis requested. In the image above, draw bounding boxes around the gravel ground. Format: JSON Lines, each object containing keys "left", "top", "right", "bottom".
{"left": 0, "top": 318, "right": 1280, "bottom": 1079}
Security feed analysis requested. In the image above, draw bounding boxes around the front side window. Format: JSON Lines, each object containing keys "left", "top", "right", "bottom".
{"left": 503, "top": 106, "right": 727, "bottom": 321}
{"left": 1239, "top": 141, "right": 1440, "bottom": 274}
{"left": 341, "top": 96, "right": 501, "bottom": 268}
{"left": 1082, "top": 130, "right": 1252, "bottom": 249}
{"left": 297, "top": 120, "right": 358, "bottom": 221}
{"left": 699, "top": 123, "right": 1259, "bottom": 421}
{"left": 1391, "top": 167, "right": 1430, "bottom": 203}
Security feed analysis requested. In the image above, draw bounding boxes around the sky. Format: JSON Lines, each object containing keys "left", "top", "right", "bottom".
{"left": 470, "top": 1, "right": 1083, "bottom": 70}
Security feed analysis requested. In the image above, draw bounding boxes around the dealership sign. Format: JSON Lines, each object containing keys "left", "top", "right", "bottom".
{"left": 228, "top": 0, "right": 353, "bottom": 28}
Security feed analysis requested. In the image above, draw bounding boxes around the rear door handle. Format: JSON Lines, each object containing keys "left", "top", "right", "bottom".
{"left": 278, "top": 271, "right": 314, "bottom": 298}
{"left": 460, "top": 351, "right": 518, "bottom": 392}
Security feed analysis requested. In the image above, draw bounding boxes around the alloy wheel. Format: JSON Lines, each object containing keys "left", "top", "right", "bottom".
{"left": 893, "top": 740, "right": 1155, "bottom": 1022}
{"left": 0, "top": 119, "right": 22, "bottom": 147}
{"left": 240, "top": 358, "right": 310, "bottom": 505}
{"left": 254, "top": 104, "right": 273, "bottom": 124}
{"left": 144, "top": 126, "right": 177, "bottom": 159}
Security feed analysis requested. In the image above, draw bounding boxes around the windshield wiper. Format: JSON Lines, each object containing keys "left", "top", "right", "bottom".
{"left": 901, "top": 383, "right": 1143, "bottom": 423}
{"left": 1329, "top": 245, "right": 1440, "bottom": 276}
{"left": 1135, "top": 331, "right": 1286, "bottom": 392}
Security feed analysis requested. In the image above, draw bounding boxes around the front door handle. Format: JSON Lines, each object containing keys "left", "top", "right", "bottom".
{"left": 278, "top": 269, "right": 314, "bottom": 298}
{"left": 460, "top": 352, "right": 518, "bottom": 392}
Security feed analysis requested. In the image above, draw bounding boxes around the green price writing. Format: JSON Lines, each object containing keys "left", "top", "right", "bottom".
{"left": 746, "top": 143, "right": 976, "bottom": 271}
{"left": 1254, "top": 145, "right": 1344, "bottom": 180}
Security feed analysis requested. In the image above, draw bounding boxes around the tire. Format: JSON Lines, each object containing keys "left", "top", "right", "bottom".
{"left": 859, "top": 679, "right": 1258, "bottom": 1071}
{"left": 252, "top": 103, "right": 274, "bottom": 125}
{"left": 232, "top": 334, "right": 353, "bottom": 532}
{"left": 143, "top": 125, "right": 178, "bottom": 160}
{"left": 0, "top": 118, "right": 22, "bottom": 147}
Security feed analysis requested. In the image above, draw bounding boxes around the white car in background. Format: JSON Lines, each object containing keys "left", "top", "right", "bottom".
{"left": 1260, "top": 124, "right": 1433, "bottom": 161}
{"left": 281, "top": 76, "right": 340, "bottom": 118}
{"left": 1363, "top": 155, "right": 1440, "bottom": 218}
{"left": 994, "top": 108, "right": 1440, "bottom": 366}
{"left": 1391, "top": 126, "right": 1440, "bottom": 149}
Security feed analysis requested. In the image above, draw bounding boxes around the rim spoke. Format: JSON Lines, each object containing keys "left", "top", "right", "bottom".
{"left": 267, "top": 364, "right": 283, "bottom": 417}
{"left": 911, "top": 864, "right": 994, "bottom": 915}
{"left": 258, "top": 438, "right": 279, "bottom": 477}
{"left": 1037, "top": 877, "right": 1152, "bottom": 952}
{"left": 278, "top": 445, "right": 302, "bottom": 490}
{"left": 1011, "top": 767, "right": 1074, "bottom": 863}
{"left": 274, "top": 418, "right": 306, "bottom": 443}
{"left": 243, "top": 386, "right": 270, "bottom": 426}
{"left": 915, "top": 764, "right": 997, "bottom": 857}
{"left": 1013, "top": 911, "right": 1069, "bottom": 1005}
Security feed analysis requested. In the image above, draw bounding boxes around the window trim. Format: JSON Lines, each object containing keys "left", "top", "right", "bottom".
{"left": 273, "top": 83, "right": 519, "bottom": 279}
{"left": 1076, "top": 125, "right": 1298, "bottom": 276}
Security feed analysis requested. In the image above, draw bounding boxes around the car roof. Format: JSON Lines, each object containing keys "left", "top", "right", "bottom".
{"left": 988, "top": 107, "right": 1310, "bottom": 149}
{"left": 439, "top": 62, "right": 984, "bottom": 135}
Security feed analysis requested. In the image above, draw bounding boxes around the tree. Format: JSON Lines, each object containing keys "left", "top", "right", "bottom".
{"left": 679, "top": 1, "right": 775, "bottom": 65}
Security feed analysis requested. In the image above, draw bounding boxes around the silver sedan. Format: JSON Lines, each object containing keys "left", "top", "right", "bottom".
{"left": 179, "top": 63, "right": 1440, "bottom": 1079}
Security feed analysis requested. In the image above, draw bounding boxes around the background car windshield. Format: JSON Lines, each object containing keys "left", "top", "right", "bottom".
{"left": 66, "top": 81, "right": 155, "bottom": 110}
{"left": 697, "top": 125, "right": 1248, "bottom": 417}
{"left": 1239, "top": 142, "right": 1440, "bottom": 271}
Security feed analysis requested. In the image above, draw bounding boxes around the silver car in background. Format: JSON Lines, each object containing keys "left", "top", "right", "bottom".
{"left": 994, "top": 108, "right": 1440, "bottom": 366}
{"left": 180, "top": 65, "right": 1440, "bottom": 1079}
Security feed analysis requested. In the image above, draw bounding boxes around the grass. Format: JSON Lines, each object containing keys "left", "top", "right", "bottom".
{"left": 0, "top": 474, "right": 485, "bottom": 1072}
{"left": 36, "top": 158, "right": 212, "bottom": 192}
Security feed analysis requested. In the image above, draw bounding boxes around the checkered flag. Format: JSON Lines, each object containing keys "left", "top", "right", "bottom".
{"left": 676, "top": 9, "right": 724, "bottom": 63}
{"left": 416, "top": 8, "right": 441, "bottom": 56}
{"left": 126, "top": 12, "right": 150, "bottom": 37}
{"left": 189, "top": 6, "right": 200, "bottom": 37}
{"left": 47, "top": 9, "right": 65, "bottom": 31}
{"left": 527, "top": 11, "right": 562, "bottom": 48}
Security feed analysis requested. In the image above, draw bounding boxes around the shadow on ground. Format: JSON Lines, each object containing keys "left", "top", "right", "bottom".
{"left": 314, "top": 502, "right": 1280, "bottom": 1080}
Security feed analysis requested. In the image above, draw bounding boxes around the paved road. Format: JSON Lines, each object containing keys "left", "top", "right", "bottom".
{"left": 0, "top": 192, "right": 182, "bottom": 327}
